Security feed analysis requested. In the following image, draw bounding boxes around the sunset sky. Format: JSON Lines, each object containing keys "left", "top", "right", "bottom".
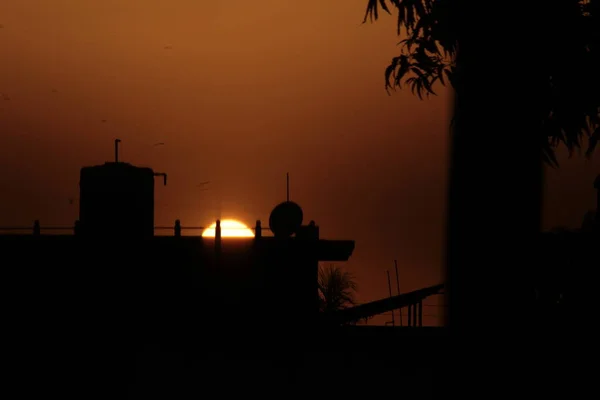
{"left": 1, "top": 1, "right": 598, "bottom": 325}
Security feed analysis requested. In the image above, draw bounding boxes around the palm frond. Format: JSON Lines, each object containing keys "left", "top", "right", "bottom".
{"left": 318, "top": 264, "right": 358, "bottom": 317}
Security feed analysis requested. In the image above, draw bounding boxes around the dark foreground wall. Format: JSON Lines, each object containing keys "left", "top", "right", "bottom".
{"left": 131, "top": 326, "right": 448, "bottom": 398}
{"left": 535, "top": 231, "right": 599, "bottom": 324}
{"left": 1, "top": 234, "right": 355, "bottom": 397}
{"left": 1, "top": 234, "right": 355, "bottom": 331}
{"left": 5, "top": 323, "right": 448, "bottom": 398}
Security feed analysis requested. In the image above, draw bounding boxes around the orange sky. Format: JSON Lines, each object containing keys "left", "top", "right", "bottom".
{"left": 1, "top": 0, "right": 598, "bottom": 326}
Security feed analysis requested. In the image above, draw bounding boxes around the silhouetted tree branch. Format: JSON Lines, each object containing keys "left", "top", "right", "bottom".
{"left": 363, "top": 0, "right": 600, "bottom": 166}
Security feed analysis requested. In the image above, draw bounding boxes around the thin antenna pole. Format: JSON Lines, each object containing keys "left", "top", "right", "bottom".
{"left": 394, "top": 259, "right": 403, "bottom": 327}
{"left": 286, "top": 172, "right": 290, "bottom": 202}
{"left": 387, "top": 270, "right": 395, "bottom": 327}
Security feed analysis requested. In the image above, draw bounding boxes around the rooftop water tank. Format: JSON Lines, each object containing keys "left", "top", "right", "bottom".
{"left": 78, "top": 139, "right": 167, "bottom": 238}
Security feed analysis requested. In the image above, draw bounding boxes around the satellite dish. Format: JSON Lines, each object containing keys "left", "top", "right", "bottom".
{"left": 269, "top": 201, "right": 303, "bottom": 237}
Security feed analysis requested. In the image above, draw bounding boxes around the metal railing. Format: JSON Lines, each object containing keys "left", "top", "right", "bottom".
{"left": 0, "top": 219, "right": 279, "bottom": 238}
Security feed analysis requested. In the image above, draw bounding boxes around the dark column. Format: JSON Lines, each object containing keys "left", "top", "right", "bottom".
{"left": 255, "top": 220, "right": 262, "bottom": 238}
{"left": 174, "top": 219, "right": 181, "bottom": 237}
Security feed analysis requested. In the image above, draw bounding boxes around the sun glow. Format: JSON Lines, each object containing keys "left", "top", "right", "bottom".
{"left": 201, "top": 219, "right": 254, "bottom": 238}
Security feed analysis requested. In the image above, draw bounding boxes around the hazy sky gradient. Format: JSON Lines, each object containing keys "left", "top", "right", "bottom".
{"left": 1, "top": 1, "right": 598, "bottom": 325}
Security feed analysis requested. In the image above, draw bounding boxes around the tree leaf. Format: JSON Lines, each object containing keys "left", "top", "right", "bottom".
{"left": 586, "top": 126, "right": 600, "bottom": 157}
{"left": 364, "top": 0, "right": 600, "bottom": 164}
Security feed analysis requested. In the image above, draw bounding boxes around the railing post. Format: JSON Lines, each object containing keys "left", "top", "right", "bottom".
{"left": 412, "top": 302, "right": 418, "bottom": 327}
{"left": 174, "top": 219, "right": 181, "bottom": 237}
{"left": 418, "top": 301, "right": 423, "bottom": 327}
{"left": 407, "top": 304, "right": 412, "bottom": 327}
{"left": 215, "top": 219, "right": 221, "bottom": 253}
{"left": 308, "top": 220, "right": 319, "bottom": 239}
{"left": 33, "top": 220, "right": 41, "bottom": 236}
{"left": 255, "top": 220, "right": 262, "bottom": 238}
{"left": 74, "top": 220, "right": 81, "bottom": 236}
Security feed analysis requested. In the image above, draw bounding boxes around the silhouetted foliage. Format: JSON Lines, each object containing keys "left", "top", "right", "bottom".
{"left": 318, "top": 264, "right": 368, "bottom": 326}
{"left": 363, "top": 0, "right": 600, "bottom": 166}
{"left": 318, "top": 264, "right": 357, "bottom": 313}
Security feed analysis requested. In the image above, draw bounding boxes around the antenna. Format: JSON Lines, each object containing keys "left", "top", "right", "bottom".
{"left": 394, "top": 259, "right": 403, "bottom": 326}
{"left": 114, "top": 139, "right": 121, "bottom": 163}
{"left": 387, "top": 270, "right": 395, "bottom": 327}
{"left": 215, "top": 182, "right": 222, "bottom": 220}
{"left": 286, "top": 172, "right": 289, "bottom": 202}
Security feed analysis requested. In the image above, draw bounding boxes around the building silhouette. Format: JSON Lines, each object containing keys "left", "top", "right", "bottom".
{"left": 1, "top": 140, "right": 357, "bottom": 340}
{"left": 536, "top": 174, "right": 600, "bottom": 322}
{"left": 2, "top": 141, "right": 592, "bottom": 395}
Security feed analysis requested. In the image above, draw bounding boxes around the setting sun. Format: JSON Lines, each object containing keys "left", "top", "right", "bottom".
{"left": 202, "top": 219, "right": 255, "bottom": 238}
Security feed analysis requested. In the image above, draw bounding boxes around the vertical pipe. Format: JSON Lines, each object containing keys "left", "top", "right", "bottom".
{"left": 394, "top": 260, "right": 402, "bottom": 326}
{"left": 286, "top": 172, "right": 290, "bottom": 202}
{"left": 154, "top": 173, "right": 168, "bottom": 186}
{"left": 387, "top": 270, "right": 395, "bottom": 326}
